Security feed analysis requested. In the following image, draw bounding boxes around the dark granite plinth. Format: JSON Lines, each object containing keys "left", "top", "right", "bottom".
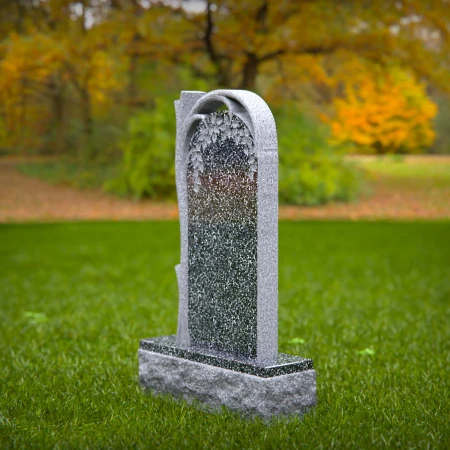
{"left": 139, "top": 335, "right": 313, "bottom": 378}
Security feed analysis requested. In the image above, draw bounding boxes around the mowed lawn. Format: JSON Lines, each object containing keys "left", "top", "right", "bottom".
{"left": 359, "top": 155, "right": 450, "bottom": 212}
{"left": 358, "top": 155, "right": 450, "bottom": 182}
{"left": 0, "top": 221, "right": 449, "bottom": 448}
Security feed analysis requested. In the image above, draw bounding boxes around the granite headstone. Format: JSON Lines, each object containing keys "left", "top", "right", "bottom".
{"left": 138, "top": 90, "right": 316, "bottom": 419}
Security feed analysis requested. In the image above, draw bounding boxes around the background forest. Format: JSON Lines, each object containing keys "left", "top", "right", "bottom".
{"left": 1, "top": 0, "right": 450, "bottom": 205}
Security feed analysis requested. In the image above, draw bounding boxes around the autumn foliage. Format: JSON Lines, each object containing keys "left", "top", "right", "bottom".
{"left": 326, "top": 68, "right": 438, "bottom": 154}
{"left": 0, "top": 0, "right": 449, "bottom": 159}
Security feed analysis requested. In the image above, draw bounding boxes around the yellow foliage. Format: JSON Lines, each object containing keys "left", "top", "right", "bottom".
{"left": 0, "top": 0, "right": 448, "bottom": 156}
{"left": 0, "top": 32, "right": 62, "bottom": 149}
{"left": 0, "top": 26, "right": 124, "bottom": 151}
{"left": 327, "top": 68, "right": 438, "bottom": 154}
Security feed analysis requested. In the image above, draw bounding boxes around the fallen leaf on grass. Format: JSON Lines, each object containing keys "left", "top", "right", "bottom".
{"left": 357, "top": 347, "right": 375, "bottom": 356}
{"left": 24, "top": 311, "right": 49, "bottom": 325}
{"left": 288, "top": 337, "right": 306, "bottom": 345}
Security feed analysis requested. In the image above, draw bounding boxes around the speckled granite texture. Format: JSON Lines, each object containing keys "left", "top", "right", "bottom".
{"left": 140, "top": 335, "right": 313, "bottom": 377}
{"left": 139, "top": 349, "right": 316, "bottom": 419}
{"left": 187, "top": 111, "right": 259, "bottom": 357}
{"left": 174, "top": 90, "right": 278, "bottom": 364}
{"left": 139, "top": 90, "right": 316, "bottom": 419}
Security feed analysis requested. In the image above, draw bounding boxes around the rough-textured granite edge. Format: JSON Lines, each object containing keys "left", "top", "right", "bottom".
{"left": 138, "top": 349, "right": 316, "bottom": 420}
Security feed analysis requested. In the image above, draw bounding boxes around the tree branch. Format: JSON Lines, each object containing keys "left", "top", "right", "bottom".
{"left": 255, "top": 1, "right": 268, "bottom": 33}
{"left": 258, "top": 44, "right": 337, "bottom": 63}
{"left": 204, "top": 0, "right": 220, "bottom": 67}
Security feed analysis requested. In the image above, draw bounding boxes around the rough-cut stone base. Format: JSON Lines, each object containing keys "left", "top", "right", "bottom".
{"left": 138, "top": 348, "right": 316, "bottom": 419}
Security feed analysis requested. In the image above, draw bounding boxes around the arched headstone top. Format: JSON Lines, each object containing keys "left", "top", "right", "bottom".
{"left": 174, "top": 90, "right": 278, "bottom": 364}
{"left": 179, "top": 90, "right": 278, "bottom": 159}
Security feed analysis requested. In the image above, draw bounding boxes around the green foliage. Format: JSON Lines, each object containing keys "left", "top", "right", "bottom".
{"left": 18, "top": 162, "right": 118, "bottom": 190}
{"left": 358, "top": 156, "right": 450, "bottom": 180}
{"left": 105, "top": 99, "right": 176, "bottom": 200}
{"left": 106, "top": 101, "right": 364, "bottom": 205}
{"left": 276, "top": 104, "right": 364, "bottom": 205}
{"left": 66, "top": 116, "right": 127, "bottom": 162}
{"left": 0, "top": 221, "right": 449, "bottom": 448}
{"left": 432, "top": 94, "right": 450, "bottom": 154}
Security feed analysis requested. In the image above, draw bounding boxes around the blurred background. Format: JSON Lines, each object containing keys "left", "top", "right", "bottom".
{"left": 0, "top": 0, "right": 449, "bottom": 220}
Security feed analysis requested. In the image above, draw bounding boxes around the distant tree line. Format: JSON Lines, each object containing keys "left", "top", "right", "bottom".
{"left": 0, "top": 0, "right": 449, "bottom": 159}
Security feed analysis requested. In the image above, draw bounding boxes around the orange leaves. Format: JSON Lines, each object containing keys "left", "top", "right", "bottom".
{"left": 327, "top": 67, "right": 438, "bottom": 154}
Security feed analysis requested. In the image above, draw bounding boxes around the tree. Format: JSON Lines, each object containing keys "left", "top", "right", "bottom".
{"left": 0, "top": 31, "right": 61, "bottom": 152}
{"left": 166, "top": 0, "right": 450, "bottom": 93}
{"left": 326, "top": 66, "right": 437, "bottom": 154}
{"left": 0, "top": 0, "right": 448, "bottom": 158}
{"left": 0, "top": 1, "right": 124, "bottom": 157}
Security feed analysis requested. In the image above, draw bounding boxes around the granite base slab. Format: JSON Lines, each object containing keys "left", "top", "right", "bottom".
{"left": 138, "top": 337, "right": 316, "bottom": 419}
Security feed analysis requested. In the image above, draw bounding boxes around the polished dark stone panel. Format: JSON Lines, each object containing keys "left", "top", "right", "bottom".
{"left": 187, "top": 111, "right": 258, "bottom": 358}
{"left": 140, "top": 336, "right": 313, "bottom": 378}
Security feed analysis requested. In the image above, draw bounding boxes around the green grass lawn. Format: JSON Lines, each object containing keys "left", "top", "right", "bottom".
{"left": 356, "top": 155, "right": 450, "bottom": 188}
{"left": 1, "top": 221, "right": 449, "bottom": 448}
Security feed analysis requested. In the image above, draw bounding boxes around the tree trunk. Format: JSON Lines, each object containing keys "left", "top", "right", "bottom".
{"left": 48, "top": 75, "right": 67, "bottom": 155}
{"left": 79, "top": 2, "right": 92, "bottom": 161}
{"left": 240, "top": 53, "right": 259, "bottom": 90}
{"left": 127, "top": 0, "right": 143, "bottom": 106}
{"left": 127, "top": 33, "right": 143, "bottom": 106}
{"left": 80, "top": 89, "right": 93, "bottom": 161}
{"left": 19, "top": 77, "right": 28, "bottom": 155}
{"left": 53, "top": 93, "right": 66, "bottom": 155}
{"left": 128, "top": 51, "right": 138, "bottom": 103}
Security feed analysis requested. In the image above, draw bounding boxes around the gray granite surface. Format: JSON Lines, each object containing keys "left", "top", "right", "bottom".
{"left": 139, "top": 90, "right": 316, "bottom": 418}
{"left": 139, "top": 349, "right": 316, "bottom": 419}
